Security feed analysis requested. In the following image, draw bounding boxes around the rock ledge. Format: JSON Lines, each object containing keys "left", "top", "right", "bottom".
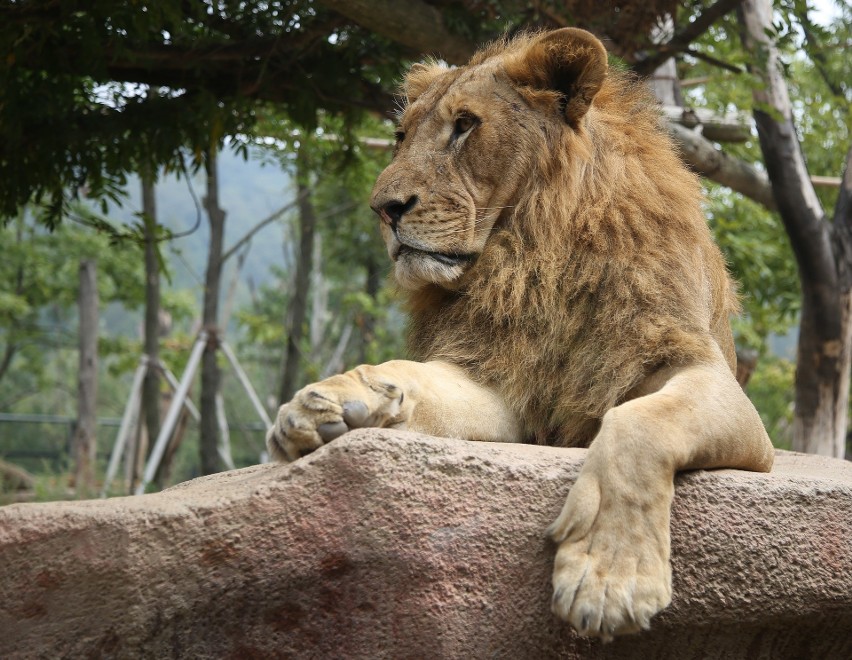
{"left": 1, "top": 430, "right": 851, "bottom": 659}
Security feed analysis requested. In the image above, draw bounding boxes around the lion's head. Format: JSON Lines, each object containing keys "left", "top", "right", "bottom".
{"left": 370, "top": 28, "right": 607, "bottom": 291}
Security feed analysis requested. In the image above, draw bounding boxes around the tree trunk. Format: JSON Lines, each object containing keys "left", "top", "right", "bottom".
{"left": 833, "top": 151, "right": 852, "bottom": 460}
{"left": 648, "top": 58, "right": 682, "bottom": 107}
{"left": 646, "top": 16, "right": 684, "bottom": 109}
{"left": 359, "top": 253, "right": 382, "bottom": 364}
{"left": 279, "top": 149, "right": 317, "bottom": 403}
{"left": 140, "top": 168, "right": 162, "bottom": 484}
{"left": 309, "top": 234, "right": 327, "bottom": 359}
{"left": 128, "top": 424, "right": 147, "bottom": 495}
{"left": 740, "top": 0, "right": 851, "bottom": 458}
{"left": 200, "top": 147, "right": 226, "bottom": 475}
{"left": 72, "top": 259, "right": 98, "bottom": 495}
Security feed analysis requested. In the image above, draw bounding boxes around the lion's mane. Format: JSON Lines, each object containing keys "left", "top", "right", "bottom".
{"left": 404, "top": 34, "right": 738, "bottom": 446}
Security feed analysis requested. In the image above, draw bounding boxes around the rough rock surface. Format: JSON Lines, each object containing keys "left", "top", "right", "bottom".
{"left": 1, "top": 430, "right": 851, "bottom": 659}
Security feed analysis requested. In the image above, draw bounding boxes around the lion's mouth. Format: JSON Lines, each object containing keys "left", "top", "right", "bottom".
{"left": 395, "top": 244, "right": 476, "bottom": 267}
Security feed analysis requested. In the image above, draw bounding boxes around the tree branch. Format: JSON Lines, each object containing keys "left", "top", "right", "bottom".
{"left": 682, "top": 47, "right": 745, "bottom": 75}
{"left": 313, "top": 0, "right": 476, "bottom": 64}
{"left": 739, "top": 0, "right": 850, "bottom": 458}
{"left": 221, "top": 189, "right": 311, "bottom": 264}
{"left": 799, "top": 10, "right": 847, "bottom": 100}
{"left": 0, "top": 342, "right": 17, "bottom": 384}
{"left": 667, "top": 123, "right": 775, "bottom": 209}
{"left": 634, "top": 0, "right": 744, "bottom": 75}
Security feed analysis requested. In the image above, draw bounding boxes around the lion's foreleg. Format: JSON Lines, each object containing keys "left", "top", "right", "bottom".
{"left": 550, "top": 352, "right": 773, "bottom": 639}
{"left": 266, "top": 360, "right": 522, "bottom": 461}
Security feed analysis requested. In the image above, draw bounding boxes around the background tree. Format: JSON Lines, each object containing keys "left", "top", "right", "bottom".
{"left": 199, "top": 147, "right": 226, "bottom": 475}
{"left": 71, "top": 259, "right": 98, "bottom": 495}
{"left": 0, "top": 210, "right": 146, "bottom": 397}
{"left": 739, "top": 0, "right": 851, "bottom": 458}
{"left": 0, "top": 0, "right": 406, "bottom": 222}
{"left": 0, "top": 1, "right": 787, "bottom": 218}
{"left": 235, "top": 111, "right": 401, "bottom": 399}
{"left": 139, "top": 170, "right": 162, "bottom": 481}
{"left": 279, "top": 145, "right": 318, "bottom": 403}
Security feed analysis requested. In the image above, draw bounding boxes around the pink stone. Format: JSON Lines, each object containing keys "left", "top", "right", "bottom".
{"left": 1, "top": 429, "right": 850, "bottom": 658}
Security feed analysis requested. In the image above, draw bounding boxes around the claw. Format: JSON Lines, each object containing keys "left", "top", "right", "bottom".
{"left": 552, "top": 586, "right": 564, "bottom": 605}
{"left": 317, "top": 420, "right": 349, "bottom": 442}
{"left": 265, "top": 428, "right": 288, "bottom": 463}
{"left": 342, "top": 400, "right": 369, "bottom": 427}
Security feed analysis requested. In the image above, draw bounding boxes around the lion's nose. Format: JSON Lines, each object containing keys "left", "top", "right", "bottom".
{"left": 373, "top": 195, "right": 418, "bottom": 231}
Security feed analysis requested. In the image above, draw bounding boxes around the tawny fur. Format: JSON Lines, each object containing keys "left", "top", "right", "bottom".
{"left": 398, "top": 33, "right": 739, "bottom": 447}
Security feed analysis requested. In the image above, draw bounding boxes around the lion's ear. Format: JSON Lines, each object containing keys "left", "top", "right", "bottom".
{"left": 404, "top": 61, "right": 448, "bottom": 103}
{"left": 504, "top": 28, "right": 608, "bottom": 126}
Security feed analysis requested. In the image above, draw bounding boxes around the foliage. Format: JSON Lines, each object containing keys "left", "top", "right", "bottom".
{"left": 0, "top": 0, "right": 409, "bottom": 224}
{"left": 1, "top": 1, "right": 775, "bottom": 226}
{"left": 0, "top": 207, "right": 146, "bottom": 397}
{"left": 744, "top": 356, "right": 795, "bottom": 449}
{"left": 704, "top": 184, "right": 801, "bottom": 350}
{"left": 0, "top": 200, "right": 201, "bottom": 488}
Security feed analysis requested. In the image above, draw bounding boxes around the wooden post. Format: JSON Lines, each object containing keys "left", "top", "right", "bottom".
{"left": 221, "top": 340, "right": 273, "bottom": 428}
{"left": 72, "top": 259, "right": 99, "bottom": 496}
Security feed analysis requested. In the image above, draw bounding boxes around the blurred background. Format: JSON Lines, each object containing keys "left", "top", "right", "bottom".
{"left": 0, "top": 0, "right": 849, "bottom": 501}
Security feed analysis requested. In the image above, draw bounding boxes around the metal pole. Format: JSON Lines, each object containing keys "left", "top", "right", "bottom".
{"left": 101, "top": 356, "right": 148, "bottom": 498}
{"left": 220, "top": 340, "right": 273, "bottom": 428}
{"left": 135, "top": 331, "right": 207, "bottom": 495}
{"left": 215, "top": 392, "right": 235, "bottom": 470}
{"left": 161, "top": 363, "right": 201, "bottom": 422}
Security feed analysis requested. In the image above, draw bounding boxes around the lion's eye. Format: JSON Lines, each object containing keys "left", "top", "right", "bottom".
{"left": 453, "top": 114, "right": 478, "bottom": 137}
{"left": 394, "top": 130, "right": 405, "bottom": 143}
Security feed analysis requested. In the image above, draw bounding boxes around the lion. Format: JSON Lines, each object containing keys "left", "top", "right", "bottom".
{"left": 266, "top": 28, "right": 775, "bottom": 640}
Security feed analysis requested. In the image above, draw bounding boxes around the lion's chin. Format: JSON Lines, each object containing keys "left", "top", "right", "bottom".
{"left": 393, "top": 249, "right": 472, "bottom": 290}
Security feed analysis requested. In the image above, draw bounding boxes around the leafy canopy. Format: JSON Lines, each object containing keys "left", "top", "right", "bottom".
{"left": 0, "top": 0, "right": 409, "bottom": 223}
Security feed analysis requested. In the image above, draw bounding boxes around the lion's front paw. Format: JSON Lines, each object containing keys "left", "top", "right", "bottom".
{"left": 266, "top": 367, "right": 405, "bottom": 462}
{"left": 548, "top": 472, "right": 672, "bottom": 641}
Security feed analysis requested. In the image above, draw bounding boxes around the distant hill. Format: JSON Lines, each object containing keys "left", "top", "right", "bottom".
{"left": 103, "top": 146, "right": 295, "bottom": 336}
{"left": 115, "top": 145, "right": 293, "bottom": 290}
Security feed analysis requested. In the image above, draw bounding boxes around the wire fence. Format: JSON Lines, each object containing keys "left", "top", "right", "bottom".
{"left": 0, "top": 412, "right": 266, "bottom": 475}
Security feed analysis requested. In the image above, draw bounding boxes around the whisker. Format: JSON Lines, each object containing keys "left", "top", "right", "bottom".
{"left": 397, "top": 206, "right": 514, "bottom": 240}
{"left": 436, "top": 227, "right": 478, "bottom": 236}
